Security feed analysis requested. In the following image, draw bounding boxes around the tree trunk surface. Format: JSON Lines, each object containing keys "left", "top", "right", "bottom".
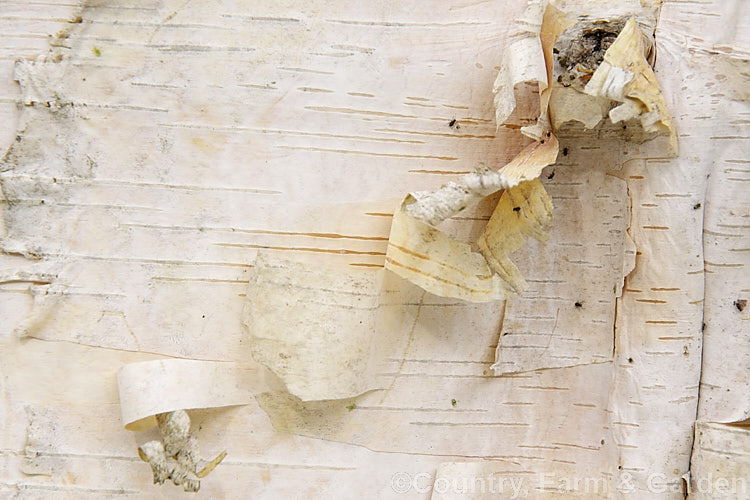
{"left": 0, "top": 1, "right": 747, "bottom": 498}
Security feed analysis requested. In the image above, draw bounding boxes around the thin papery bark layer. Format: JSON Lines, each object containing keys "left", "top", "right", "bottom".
{"left": 583, "top": 17, "right": 677, "bottom": 153}
{"left": 478, "top": 178, "right": 552, "bottom": 294}
{"left": 386, "top": 133, "right": 558, "bottom": 302}
{"left": 493, "top": 0, "right": 572, "bottom": 141}
{"left": 243, "top": 252, "right": 387, "bottom": 401}
{"left": 405, "top": 134, "right": 558, "bottom": 226}
{"left": 117, "top": 359, "right": 261, "bottom": 431}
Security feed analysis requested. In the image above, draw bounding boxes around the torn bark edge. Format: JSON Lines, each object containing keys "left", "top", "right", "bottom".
{"left": 383, "top": 123, "right": 558, "bottom": 302}
{"left": 404, "top": 134, "right": 559, "bottom": 227}
{"left": 550, "top": 16, "right": 677, "bottom": 156}
{"left": 688, "top": 421, "right": 750, "bottom": 497}
{"left": 137, "top": 410, "right": 226, "bottom": 492}
{"left": 612, "top": 175, "right": 638, "bottom": 357}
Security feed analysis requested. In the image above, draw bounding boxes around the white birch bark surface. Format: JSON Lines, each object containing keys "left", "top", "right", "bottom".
{"left": 0, "top": 1, "right": 747, "bottom": 498}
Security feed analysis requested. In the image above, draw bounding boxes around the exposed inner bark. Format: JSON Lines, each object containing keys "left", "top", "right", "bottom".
{"left": 554, "top": 18, "right": 627, "bottom": 90}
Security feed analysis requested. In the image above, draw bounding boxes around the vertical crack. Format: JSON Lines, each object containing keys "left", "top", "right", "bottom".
{"left": 684, "top": 172, "right": 711, "bottom": 488}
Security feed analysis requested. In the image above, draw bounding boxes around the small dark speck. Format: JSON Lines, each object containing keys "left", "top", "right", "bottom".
{"left": 202, "top": 314, "right": 205, "bottom": 318}
{"left": 15, "top": 135, "right": 22, "bottom": 143}
{"left": 451, "top": 399, "right": 457, "bottom": 407}
{"left": 562, "top": 147, "right": 568, "bottom": 156}
{"left": 513, "top": 206, "right": 521, "bottom": 212}
{"left": 735, "top": 299, "right": 747, "bottom": 312}
{"left": 628, "top": 357, "right": 634, "bottom": 363}
{"left": 701, "top": 322, "right": 706, "bottom": 332}
{"left": 622, "top": 125, "right": 627, "bottom": 130}
{"left": 502, "top": 331, "right": 510, "bottom": 336}
{"left": 449, "top": 118, "right": 457, "bottom": 128}
{"left": 574, "top": 301, "right": 582, "bottom": 308}
{"left": 547, "top": 171, "right": 555, "bottom": 180}
{"left": 693, "top": 203, "right": 701, "bottom": 210}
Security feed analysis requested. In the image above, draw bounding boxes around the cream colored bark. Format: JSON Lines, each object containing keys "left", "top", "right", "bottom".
{"left": 0, "top": 1, "right": 747, "bottom": 499}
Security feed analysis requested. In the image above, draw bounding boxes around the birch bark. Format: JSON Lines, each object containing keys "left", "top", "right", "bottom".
{"left": 0, "top": 1, "right": 747, "bottom": 498}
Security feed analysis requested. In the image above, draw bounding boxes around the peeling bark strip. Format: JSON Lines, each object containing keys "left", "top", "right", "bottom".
{"left": 117, "top": 359, "right": 262, "bottom": 431}
{"left": 404, "top": 133, "right": 559, "bottom": 226}
{"left": 386, "top": 93, "right": 559, "bottom": 300}
{"left": 387, "top": 0, "right": 676, "bottom": 304}
{"left": 379, "top": 0, "right": 562, "bottom": 302}
{"left": 243, "top": 252, "right": 388, "bottom": 401}
{"left": 488, "top": 0, "right": 680, "bottom": 378}
{"left": 385, "top": 129, "right": 558, "bottom": 302}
